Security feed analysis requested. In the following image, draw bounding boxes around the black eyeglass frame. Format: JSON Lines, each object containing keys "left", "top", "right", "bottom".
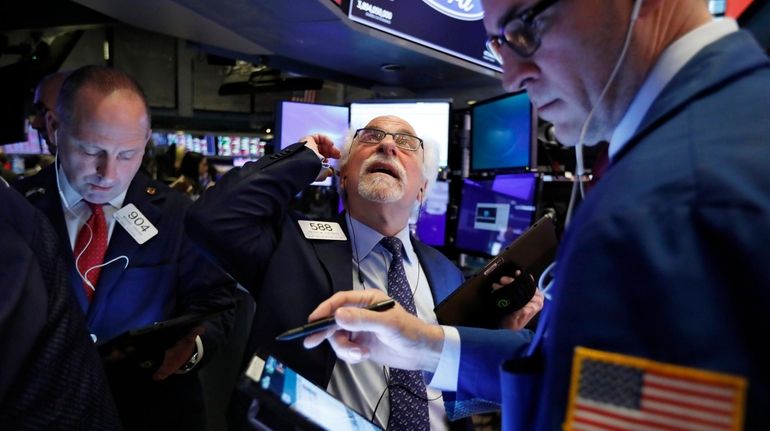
{"left": 353, "top": 127, "right": 424, "bottom": 152}
{"left": 486, "top": 0, "right": 561, "bottom": 61}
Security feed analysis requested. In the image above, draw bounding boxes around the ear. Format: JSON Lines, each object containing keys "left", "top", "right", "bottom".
{"left": 418, "top": 180, "right": 428, "bottom": 203}
{"left": 338, "top": 165, "right": 349, "bottom": 187}
{"left": 45, "top": 111, "right": 59, "bottom": 145}
{"left": 635, "top": 0, "right": 662, "bottom": 20}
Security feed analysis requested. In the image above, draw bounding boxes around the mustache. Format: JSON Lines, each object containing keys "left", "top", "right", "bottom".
{"left": 360, "top": 154, "right": 407, "bottom": 180}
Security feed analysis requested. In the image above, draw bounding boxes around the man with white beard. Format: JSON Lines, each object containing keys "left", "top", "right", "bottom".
{"left": 186, "top": 115, "right": 542, "bottom": 430}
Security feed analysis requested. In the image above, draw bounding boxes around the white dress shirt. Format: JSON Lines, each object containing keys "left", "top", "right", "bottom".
{"left": 326, "top": 215, "right": 449, "bottom": 430}
{"left": 57, "top": 163, "right": 127, "bottom": 250}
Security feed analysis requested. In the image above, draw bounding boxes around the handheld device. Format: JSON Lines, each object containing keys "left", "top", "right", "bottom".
{"left": 275, "top": 299, "right": 396, "bottom": 341}
{"left": 243, "top": 355, "right": 383, "bottom": 431}
{"left": 435, "top": 214, "right": 558, "bottom": 328}
{"left": 98, "top": 302, "right": 235, "bottom": 373}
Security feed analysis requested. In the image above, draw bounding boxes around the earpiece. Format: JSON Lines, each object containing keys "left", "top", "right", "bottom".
{"left": 54, "top": 148, "right": 72, "bottom": 211}
{"left": 631, "top": 0, "right": 643, "bottom": 21}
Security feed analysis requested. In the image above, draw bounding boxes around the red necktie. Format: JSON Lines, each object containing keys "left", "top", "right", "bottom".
{"left": 73, "top": 202, "right": 108, "bottom": 302}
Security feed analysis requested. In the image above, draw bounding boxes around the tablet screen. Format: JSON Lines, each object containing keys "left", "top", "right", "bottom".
{"left": 247, "top": 356, "right": 382, "bottom": 431}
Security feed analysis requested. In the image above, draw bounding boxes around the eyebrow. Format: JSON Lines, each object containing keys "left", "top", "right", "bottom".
{"left": 367, "top": 126, "right": 416, "bottom": 135}
{"left": 496, "top": 4, "right": 521, "bottom": 30}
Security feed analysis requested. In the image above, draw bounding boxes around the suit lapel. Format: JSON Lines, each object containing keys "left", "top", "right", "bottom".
{"left": 27, "top": 167, "right": 72, "bottom": 253}
{"left": 91, "top": 175, "right": 164, "bottom": 308}
{"left": 412, "top": 238, "right": 443, "bottom": 304}
{"left": 311, "top": 214, "right": 353, "bottom": 295}
{"left": 23, "top": 168, "right": 92, "bottom": 311}
{"left": 615, "top": 31, "right": 770, "bottom": 163}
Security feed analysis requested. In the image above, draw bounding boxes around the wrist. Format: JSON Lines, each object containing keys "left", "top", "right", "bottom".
{"left": 176, "top": 335, "right": 204, "bottom": 374}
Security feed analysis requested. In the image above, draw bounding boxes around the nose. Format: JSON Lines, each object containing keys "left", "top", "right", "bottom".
{"left": 376, "top": 135, "right": 399, "bottom": 157}
{"left": 96, "top": 155, "right": 117, "bottom": 181}
{"left": 500, "top": 51, "right": 539, "bottom": 92}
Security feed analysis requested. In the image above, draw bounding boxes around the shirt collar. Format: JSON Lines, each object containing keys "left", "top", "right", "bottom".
{"left": 609, "top": 18, "right": 739, "bottom": 159}
{"left": 347, "top": 215, "right": 414, "bottom": 264}
{"left": 57, "top": 162, "right": 128, "bottom": 210}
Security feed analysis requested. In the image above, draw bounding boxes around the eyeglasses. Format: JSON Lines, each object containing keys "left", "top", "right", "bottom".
{"left": 32, "top": 101, "right": 51, "bottom": 117}
{"left": 486, "top": 0, "right": 561, "bottom": 63}
{"left": 354, "top": 128, "right": 423, "bottom": 152}
{"left": 30, "top": 101, "right": 53, "bottom": 125}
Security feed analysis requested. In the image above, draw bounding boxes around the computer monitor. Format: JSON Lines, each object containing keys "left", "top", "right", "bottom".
{"left": 454, "top": 173, "right": 539, "bottom": 257}
{"left": 276, "top": 101, "right": 350, "bottom": 187}
{"left": 412, "top": 179, "right": 449, "bottom": 247}
{"left": 152, "top": 131, "right": 216, "bottom": 156}
{"left": 349, "top": 100, "right": 451, "bottom": 169}
{"left": 2, "top": 124, "right": 48, "bottom": 155}
{"left": 470, "top": 92, "right": 536, "bottom": 174}
{"left": 216, "top": 135, "right": 263, "bottom": 158}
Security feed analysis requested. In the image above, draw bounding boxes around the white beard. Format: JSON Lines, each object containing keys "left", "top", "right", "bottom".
{"left": 357, "top": 156, "right": 407, "bottom": 203}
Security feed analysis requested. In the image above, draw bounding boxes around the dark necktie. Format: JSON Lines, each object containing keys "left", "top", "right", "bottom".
{"left": 379, "top": 236, "right": 430, "bottom": 431}
{"left": 73, "top": 202, "right": 108, "bottom": 302}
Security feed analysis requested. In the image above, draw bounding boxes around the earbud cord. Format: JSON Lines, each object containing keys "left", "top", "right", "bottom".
{"left": 74, "top": 221, "right": 129, "bottom": 292}
{"left": 349, "top": 211, "right": 422, "bottom": 303}
{"left": 56, "top": 149, "right": 129, "bottom": 290}
{"left": 348, "top": 212, "right": 365, "bottom": 287}
{"left": 370, "top": 367, "right": 442, "bottom": 424}
{"left": 566, "top": 0, "right": 642, "bottom": 226}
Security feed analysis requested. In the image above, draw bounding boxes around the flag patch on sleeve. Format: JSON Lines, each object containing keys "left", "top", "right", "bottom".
{"left": 564, "top": 347, "right": 746, "bottom": 431}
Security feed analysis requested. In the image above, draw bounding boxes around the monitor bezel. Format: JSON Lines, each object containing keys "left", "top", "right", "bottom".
{"left": 452, "top": 172, "right": 541, "bottom": 258}
{"left": 469, "top": 91, "right": 537, "bottom": 175}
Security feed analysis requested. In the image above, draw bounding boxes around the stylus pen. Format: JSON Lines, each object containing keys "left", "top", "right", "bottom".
{"left": 275, "top": 298, "right": 396, "bottom": 341}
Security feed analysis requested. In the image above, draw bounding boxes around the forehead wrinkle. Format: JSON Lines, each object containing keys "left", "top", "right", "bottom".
{"left": 366, "top": 123, "right": 417, "bottom": 137}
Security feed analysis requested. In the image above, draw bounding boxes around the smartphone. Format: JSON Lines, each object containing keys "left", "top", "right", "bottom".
{"left": 244, "top": 355, "right": 383, "bottom": 431}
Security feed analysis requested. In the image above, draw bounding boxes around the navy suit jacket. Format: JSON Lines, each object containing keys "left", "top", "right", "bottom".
{"left": 14, "top": 167, "right": 236, "bottom": 430}
{"left": 187, "top": 143, "right": 463, "bottom": 389}
{"left": 0, "top": 185, "right": 121, "bottom": 430}
{"left": 456, "top": 30, "right": 770, "bottom": 430}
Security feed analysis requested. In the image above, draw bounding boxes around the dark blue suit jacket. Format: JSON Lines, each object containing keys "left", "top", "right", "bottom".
{"left": 187, "top": 143, "right": 463, "bottom": 389}
{"left": 14, "top": 167, "right": 236, "bottom": 430}
{"left": 0, "top": 184, "right": 121, "bottom": 430}
{"left": 456, "top": 30, "right": 770, "bottom": 430}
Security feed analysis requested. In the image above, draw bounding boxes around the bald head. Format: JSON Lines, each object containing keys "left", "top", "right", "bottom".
{"left": 56, "top": 65, "right": 151, "bottom": 127}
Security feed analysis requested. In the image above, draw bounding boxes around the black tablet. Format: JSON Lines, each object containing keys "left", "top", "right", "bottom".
{"left": 435, "top": 214, "right": 558, "bottom": 328}
{"left": 98, "top": 302, "right": 236, "bottom": 373}
{"left": 242, "top": 355, "right": 383, "bottom": 431}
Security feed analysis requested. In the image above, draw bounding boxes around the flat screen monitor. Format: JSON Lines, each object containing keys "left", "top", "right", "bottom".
{"left": 348, "top": 0, "right": 499, "bottom": 72}
{"left": 349, "top": 100, "right": 450, "bottom": 169}
{"left": 411, "top": 179, "right": 449, "bottom": 247}
{"left": 2, "top": 124, "right": 48, "bottom": 155}
{"left": 454, "top": 173, "right": 538, "bottom": 257}
{"left": 152, "top": 131, "right": 216, "bottom": 156}
{"left": 216, "top": 135, "right": 263, "bottom": 158}
{"left": 276, "top": 101, "right": 350, "bottom": 187}
{"left": 470, "top": 92, "right": 536, "bottom": 174}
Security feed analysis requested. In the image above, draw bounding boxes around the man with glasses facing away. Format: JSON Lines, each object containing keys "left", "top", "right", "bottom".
{"left": 186, "top": 115, "right": 542, "bottom": 430}
{"left": 30, "top": 70, "right": 71, "bottom": 155}
{"left": 304, "top": 0, "right": 770, "bottom": 430}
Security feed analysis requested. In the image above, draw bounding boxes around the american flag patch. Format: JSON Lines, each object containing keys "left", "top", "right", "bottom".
{"left": 564, "top": 347, "right": 746, "bottom": 431}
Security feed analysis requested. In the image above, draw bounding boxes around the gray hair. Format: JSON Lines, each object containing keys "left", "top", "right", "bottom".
{"left": 337, "top": 126, "right": 439, "bottom": 198}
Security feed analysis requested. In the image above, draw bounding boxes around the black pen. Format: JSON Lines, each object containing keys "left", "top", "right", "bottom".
{"left": 275, "top": 298, "right": 396, "bottom": 341}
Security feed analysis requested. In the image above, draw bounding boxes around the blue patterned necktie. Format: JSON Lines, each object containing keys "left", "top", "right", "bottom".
{"left": 379, "top": 236, "right": 430, "bottom": 431}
